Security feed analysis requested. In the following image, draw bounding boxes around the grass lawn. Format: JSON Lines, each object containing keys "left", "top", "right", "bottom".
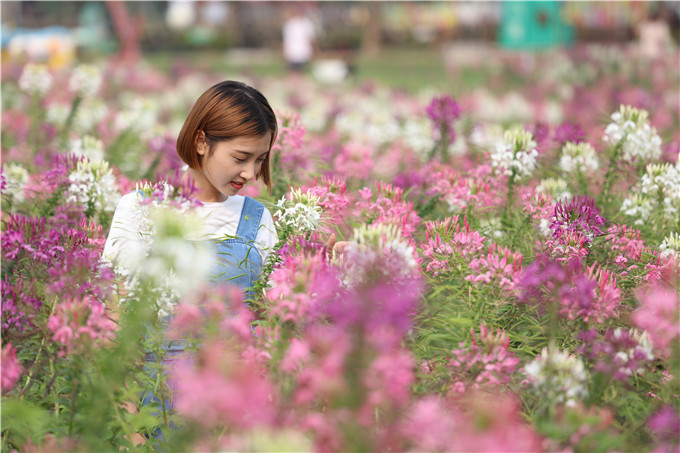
{"left": 141, "top": 46, "right": 496, "bottom": 95}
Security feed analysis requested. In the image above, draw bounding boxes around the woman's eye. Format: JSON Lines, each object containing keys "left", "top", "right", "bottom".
{"left": 234, "top": 158, "right": 246, "bottom": 163}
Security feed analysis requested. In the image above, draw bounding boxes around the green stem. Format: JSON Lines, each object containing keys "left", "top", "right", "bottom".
{"left": 502, "top": 171, "right": 517, "bottom": 230}
{"left": 59, "top": 94, "right": 83, "bottom": 151}
{"left": 598, "top": 136, "right": 626, "bottom": 207}
{"left": 21, "top": 302, "right": 58, "bottom": 396}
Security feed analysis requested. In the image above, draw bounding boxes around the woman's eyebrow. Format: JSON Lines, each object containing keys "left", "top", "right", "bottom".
{"left": 234, "top": 149, "right": 269, "bottom": 157}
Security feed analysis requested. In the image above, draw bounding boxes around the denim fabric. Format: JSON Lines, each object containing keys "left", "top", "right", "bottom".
{"left": 141, "top": 196, "right": 265, "bottom": 437}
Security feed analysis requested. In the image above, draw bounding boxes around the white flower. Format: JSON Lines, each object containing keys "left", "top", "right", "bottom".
{"left": 67, "top": 158, "right": 121, "bottom": 214}
{"left": 490, "top": 127, "right": 538, "bottom": 178}
{"left": 402, "top": 116, "right": 436, "bottom": 158}
{"left": 559, "top": 142, "right": 599, "bottom": 174}
{"left": 69, "top": 64, "right": 103, "bottom": 97}
{"left": 524, "top": 347, "right": 588, "bottom": 407}
{"left": 536, "top": 177, "right": 571, "bottom": 202}
{"left": 46, "top": 103, "right": 70, "bottom": 126}
{"left": 338, "top": 223, "right": 417, "bottom": 288}
{"left": 274, "top": 188, "right": 322, "bottom": 235}
{"left": 18, "top": 63, "right": 52, "bottom": 96}
{"left": 2, "top": 163, "right": 29, "bottom": 203}
{"left": 620, "top": 194, "right": 654, "bottom": 225}
{"left": 68, "top": 135, "right": 105, "bottom": 161}
{"left": 603, "top": 105, "right": 662, "bottom": 163}
{"left": 143, "top": 209, "right": 214, "bottom": 303}
{"left": 114, "top": 98, "right": 158, "bottom": 136}
{"left": 621, "top": 162, "right": 680, "bottom": 224}
{"left": 659, "top": 231, "right": 680, "bottom": 262}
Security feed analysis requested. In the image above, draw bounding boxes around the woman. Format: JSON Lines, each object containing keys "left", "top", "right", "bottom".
{"left": 103, "top": 80, "right": 279, "bottom": 438}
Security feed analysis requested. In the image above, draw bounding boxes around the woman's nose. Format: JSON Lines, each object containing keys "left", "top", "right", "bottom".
{"left": 241, "top": 162, "right": 256, "bottom": 181}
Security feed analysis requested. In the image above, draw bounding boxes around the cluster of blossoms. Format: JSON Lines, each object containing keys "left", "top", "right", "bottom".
{"left": 420, "top": 216, "right": 486, "bottom": 276}
{"left": 355, "top": 181, "right": 421, "bottom": 239}
{"left": 490, "top": 127, "right": 538, "bottom": 179}
{"left": 659, "top": 231, "right": 680, "bottom": 262}
{"left": 620, "top": 162, "right": 680, "bottom": 225}
{"left": 578, "top": 328, "right": 654, "bottom": 381}
{"left": 536, "top": 177, "right": 571, "bottom": 201}
{"left": 266, "top": 252, "right": 338, "bottom": 326}
{"left": 520, "top": 256, "right": 621, "bottom": 324}
{"left": 274, "top": 188, "right": 323, "bottom": 236}
{"left": 466, "top": 243, "right": 524, "bottom": 292}
{"left": 632, "top": 279, "right": 680, "bottom": 358}
{"left": 66, "top": 158, "right": 121, "bottom": 216}
{"left": 606, "top": 224, "right": 648, "bottom": 267}
{"left": 553, "top": 122, "right": 585, "bottom": 146}
{"left": 300, "top": 176, "right": 351, "bottom": 228}
{"left": 524, "top": 347, "right": 588, "bottom": 407}
{"left": 68, "top": 135, "right": 105, "bottom": 161}
{"left": 47, "top": 295, "right": 116, "bottom": 356}
{"left": 425, "top": 95, "right": 461, "bottom": 145}
{"left": 338, "top": 223, "right": 419, "bottom": 289}
{"left": 271, "top": 111, "right": 313, "bottom": 177}
{"left": 2, "top": 213, "right": 113, "bottom": 333}
{"left": 447, "top": 325, "right": 520, "bottom": 392}
{"left": 18, "top": 63, "right": 52, "bottom": 96}
{"left": 1, "top": 163, "right": 29, "bottom": 204}
{"left": 550, "top": 196, "right": 607, "bottom": 242}
{"left": 68, "top": 64, "right": 103, "bottom": 97}
{"left": 559, "top": 141, "right": 599, "bottom": 174}
{"left": 603, "top": 105, "right": 662, "bottom": 163}
{"left": 1, "top": 342, "right": 22, "bottom": 394}
{"left": 425, "top": 164, "right": 502, "bottom": 213}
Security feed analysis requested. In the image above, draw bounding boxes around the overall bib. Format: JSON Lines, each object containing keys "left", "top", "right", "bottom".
{"left": 141, "top": 196, "right": 265, "bottom": 437}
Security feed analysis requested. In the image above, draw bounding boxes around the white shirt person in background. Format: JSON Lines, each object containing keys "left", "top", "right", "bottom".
{"left": 282, "top": 5, "right": 317, "bottom": 73}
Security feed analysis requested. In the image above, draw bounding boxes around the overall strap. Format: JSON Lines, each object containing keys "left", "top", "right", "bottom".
{"left": 235, "top": 196, "right": 264, "bottom": 242}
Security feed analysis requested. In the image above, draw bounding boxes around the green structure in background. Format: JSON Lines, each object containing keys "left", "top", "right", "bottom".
{"left": 499, "top": 1, "right": 574, "bottom": 50}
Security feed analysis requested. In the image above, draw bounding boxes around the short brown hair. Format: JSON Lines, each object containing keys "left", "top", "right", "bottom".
{"left": 177, "top": 81, "right": 278, "bottom": 190}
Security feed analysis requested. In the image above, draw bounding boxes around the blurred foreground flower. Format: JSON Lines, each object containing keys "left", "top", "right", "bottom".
{"left": 1, "top": 342, "right": 22, "bottom": 393}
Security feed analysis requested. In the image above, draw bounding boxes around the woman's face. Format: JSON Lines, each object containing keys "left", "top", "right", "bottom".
{"left": 191, "top": 133, "right": 271, "bottom": 202}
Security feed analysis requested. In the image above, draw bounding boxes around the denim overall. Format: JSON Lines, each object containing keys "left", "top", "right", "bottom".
{"left": 141, "top": 196, "right": 265, "bottom": 438}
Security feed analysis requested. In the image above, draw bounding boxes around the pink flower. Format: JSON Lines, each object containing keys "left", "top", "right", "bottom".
{"left": 448, "top": 325, "right": 520, "bottom": 389}
{"left": 633, "top": 281, "right": 680, "bottom": 358}
{"left": 47, "top": 296, "right": 116, "bottom": 355}
{"left": 421, "top": 215, "right": 486, "bottom": 276}
{"left": 172, "top": 340, "right": 276, "bottom": 430}
{"left": 1, "top": 342, "right": 22, "bottom": 393}
{"left": 466, "top": 243, "right": 524, "bottom": 292}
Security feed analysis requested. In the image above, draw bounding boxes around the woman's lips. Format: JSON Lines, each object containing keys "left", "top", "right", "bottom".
{"left": 230, "top": 181, "right": 244, "bottom": 190}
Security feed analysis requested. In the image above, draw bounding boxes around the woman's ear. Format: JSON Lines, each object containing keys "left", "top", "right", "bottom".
{"left": 195, "top": 130, "right": 207, "bottom": 155}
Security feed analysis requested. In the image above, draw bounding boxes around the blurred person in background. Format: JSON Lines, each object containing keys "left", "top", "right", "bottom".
{"left": 282, "top": 4, "right": 317, "bottom": 73}
{"left": 635, "top": 4, "right": 673, "bottom": 60}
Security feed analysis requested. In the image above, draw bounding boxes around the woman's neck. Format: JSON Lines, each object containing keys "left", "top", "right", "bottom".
{"left": 184, "top": 168, "right": 227, "bottom": 203}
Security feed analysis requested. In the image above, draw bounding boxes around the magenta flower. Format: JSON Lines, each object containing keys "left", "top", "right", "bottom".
{"left": 426, "top": 95, "right": 461, "bottom": 145}
{"left": 550, "top": 195, "right": 607, "bottom": 241}
{"left": 578, "top": 328, "right": 654, "bottom": 381}
{"left": 1, "top": 342, "right": 22, "bottom": 394}
{"left": 553, "top": 122, "right": 585, "bottom": 146}
{"left": 648, "top": 406, "right": 680, "bottom": 453}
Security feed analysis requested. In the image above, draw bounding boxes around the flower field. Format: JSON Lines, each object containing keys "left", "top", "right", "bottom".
{"left": 1, "top": 44, "right": 679, "bottom": 452}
